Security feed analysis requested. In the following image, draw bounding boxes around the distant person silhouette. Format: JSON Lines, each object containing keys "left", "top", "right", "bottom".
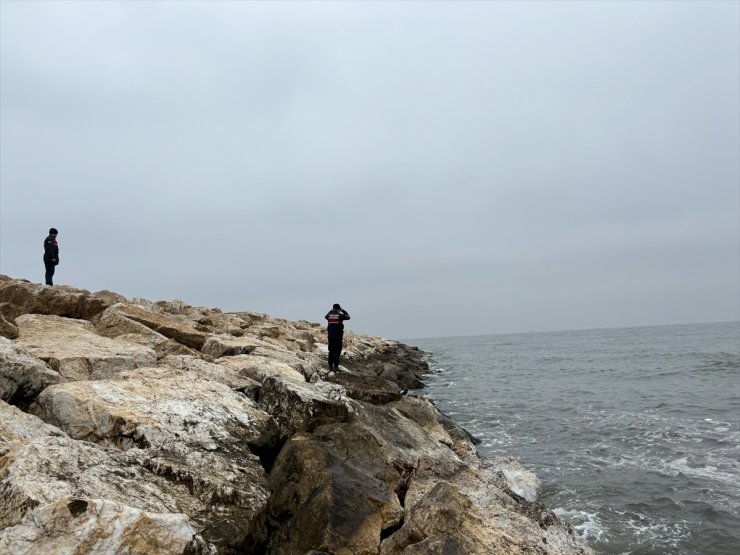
{"left": 43, "top": 227, "right": 59, "bottom": 285}
{"left": 325, "top": 303, "right": 350, "bottom": 370}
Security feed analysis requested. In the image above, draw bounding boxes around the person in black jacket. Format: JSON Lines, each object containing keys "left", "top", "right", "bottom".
{"left": 43, "top": 228, "right": 59, "bottom": 285}
{"left": 325, "top": 303, "right": 350, "bottom": 370}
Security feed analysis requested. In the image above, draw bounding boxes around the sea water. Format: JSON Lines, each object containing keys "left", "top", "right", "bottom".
{"left": 410, "top": 322, "right": 740, "bottom": 555}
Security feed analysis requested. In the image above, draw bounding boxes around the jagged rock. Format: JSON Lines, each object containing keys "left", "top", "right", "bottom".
{"left": 159, "top": 354, "right": 261, "bottom": 393}
{"left": 350, "top": 398, "right": 460, "bottom": 469}
{"left": 15, "top": 315, "right": 156, "bottom": 381}
{"left": 0, "top": 338, "right": 61, "bottom": 408}
{"left": 195, "top": 311, "right": 250, "bottom": 336}
{"left": 325, "top": 372, "right": 403, "bottom": 405}
{"left": 0, "top": 277, "right": 125, "bottom": 321}
{"left": 201, "top": 334, "right": 271, "bottom": 358}
{"left": 0, "top": 402, "right": 265, "bottom": 552}
{"left": 217, "top": 354, "right": 307, "bottom": 383}
{"left": 94, "top": 304, "right": 169, "bottom": 342}
{"left": 103, "top": 303, "right": 209, "bottom": 349}
{"left": 0, "top": 498, "right": 205, "bottom": 555}
{"left": 29, "top": 369, "right": 280, "bottom": 549}
{"left": 434, "top": 409, "right": 479, "bottom": 460}
{"left": 384, "top": 458, "right": 589, "bottom": 555}
{"left": 93, "top": 306, "right": 200, "bottom": 359}
{"left": 267, "top": 429, "right": 404, "bottom": 555}
{"left": 0, "top": 276, "right": 593, "bottom": 554}
{"left": 487, "top": 456, "right": 541, "bottom": 502}
{"left": 0, "top": 400, "right": 67, "bottom": 457}
{"left": 32, "top": 366, "right": 278, "bottom": 450}
{"left": 0, "top": 314, "right": 18, "bottom": 339}
{"left": 378, "top": 365, "right": 425, "bottom": 390}
{"left": 259, "top": 377, "right": 349, "bottom": 438}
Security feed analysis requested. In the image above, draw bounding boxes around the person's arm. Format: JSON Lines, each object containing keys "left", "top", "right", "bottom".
{"left": 341, "top": 310, "right": 350, "bottom": 321}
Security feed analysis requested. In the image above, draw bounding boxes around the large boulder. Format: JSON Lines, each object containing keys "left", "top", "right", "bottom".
{"left": 325, "top": 371, "right": 403, "bottom": 405}
{"left": 94, "top": 305, "right": 200, "bottom": 359}
{"left": 217, "top": 354, "right": 307, "bottom": 384}
{"left": 0, "top": 498, "right": 204, "bottom": 555}
{"left": 101, "top": 303, "right": 209, "bottom": 350}
{"left": 0, "top": 337, "right": 61, "bottom": 407}
{"left": 201, "top": 334, "right": 271, "bottom": 358}
{"left": 258, "top": 377, "right": 349, "bottom": 438}
{"left": 0, "top": 278, "right": 125, "bottom": 321}
{"left": 32, "top": 366, "right": 278, "bottom": 451}
{"left": 28, "top": 368, "right": 280, "bottom": 550}
{"left": 0, "top": 403, "right": 239, "bottom": 552}
{"left": 267, "top": 429, "right": 403, "bottom": 555}
{"left": 15, "top": 315, "right": 156, "bottom": 381}
{"left": 381, "top": 458, "right": 589, "bottom": 555}
{"left": 159, "top": 354, "right": 261, "bottom": 394}
{"left": 0, "top": 315, "right": 18, "bottom": 339}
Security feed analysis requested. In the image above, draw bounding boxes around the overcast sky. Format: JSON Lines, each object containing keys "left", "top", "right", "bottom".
{"left": 1, "top": 1, "right": 738, "bottom": 339}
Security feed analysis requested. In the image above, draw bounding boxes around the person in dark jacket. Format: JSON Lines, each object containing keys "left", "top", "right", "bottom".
{"left": 43, "top": 228, "right": 59, "bottom": 285}
{"left": 325, "top": 303, "right": 350, "bottom": 370}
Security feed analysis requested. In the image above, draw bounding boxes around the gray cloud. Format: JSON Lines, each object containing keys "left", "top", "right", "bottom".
{"left": 1, "top": 0, "right": 738, "bottom": 339}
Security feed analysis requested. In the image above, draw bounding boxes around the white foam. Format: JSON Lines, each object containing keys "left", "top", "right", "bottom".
{"left": 667, "top": 456, "right": 739, "bottom": 484}
{"left": 553, "top": 508, "right": 606, "bottom": 542}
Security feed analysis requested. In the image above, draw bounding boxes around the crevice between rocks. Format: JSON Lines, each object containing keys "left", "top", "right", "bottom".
{"left": 247, "top": 439, "right": 285, "bottom": 474}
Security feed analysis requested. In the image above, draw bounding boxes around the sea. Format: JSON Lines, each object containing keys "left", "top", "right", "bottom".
{"left": 409, "top": 321, "right": 740, "bottom": 555}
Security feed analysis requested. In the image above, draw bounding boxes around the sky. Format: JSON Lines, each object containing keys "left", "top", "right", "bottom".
{"left": 0, "top": 0, "right": 738, "bottom": 340}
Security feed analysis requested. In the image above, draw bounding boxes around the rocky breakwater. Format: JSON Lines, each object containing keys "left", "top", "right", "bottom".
{"left": 0, "top": 275, "right": 592, "bottom": 555}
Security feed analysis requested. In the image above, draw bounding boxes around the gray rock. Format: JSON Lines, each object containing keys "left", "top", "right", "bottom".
{"left": 0, "top": 338, "right": 61, "bottom": 407}
{"left": 0, "top": 314, "right": 18, "bottom": 339}
{"left": 258, "top": 376, "right": 349, "bottom": 438}
{"left": 103, "top": 303, "right": 209, "bottom": 349}
{"left": 0, "top": 498, "right": 205, "bottom": 555}
{"left": 0, "top": 278, "right": 125, "bottom": 321}
{"left": 15, "top": 314, "right": 156, "bottom": 381}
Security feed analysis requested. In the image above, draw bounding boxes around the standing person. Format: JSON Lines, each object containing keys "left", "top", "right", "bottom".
{"left": 325, "top": 303, "right": 350, "bottom": 370}
{"left": 43, "top": 228, "right": 59, "bottom": 285}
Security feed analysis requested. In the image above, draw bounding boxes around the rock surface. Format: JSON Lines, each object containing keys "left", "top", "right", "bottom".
{"left": 0, "top": 275, "right": 593, "bottom": 554}
{"left": 15, "top": 314, "right": 157, "bottom": 381}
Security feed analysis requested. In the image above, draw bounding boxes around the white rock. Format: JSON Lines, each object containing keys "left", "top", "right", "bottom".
{"left": 15, "top": 315, "right": 156, "bottom": 381}
{"left": 0, "top": 337, "right": 61, "bottom": 405}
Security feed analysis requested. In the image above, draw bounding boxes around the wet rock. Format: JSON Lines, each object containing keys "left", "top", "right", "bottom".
{"left": 15, "top": 315, "right": 156, "bottom": 381}
{"left": 486, "top": 456, "right": 541, "bottom": 502}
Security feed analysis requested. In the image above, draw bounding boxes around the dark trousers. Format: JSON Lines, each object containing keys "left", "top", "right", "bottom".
{"left": 44, "top": 262, "right": 56, "bottom": 285}
{"left": 328, "top": 333, "right": 343, "bottom": 368}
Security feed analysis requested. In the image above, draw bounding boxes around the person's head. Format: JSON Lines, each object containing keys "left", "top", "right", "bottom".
{"left": 49, "top": 228, "right": 58, "bottom": 236}
{"left": 333, "top": 303, "right": 341, "bottom": 310}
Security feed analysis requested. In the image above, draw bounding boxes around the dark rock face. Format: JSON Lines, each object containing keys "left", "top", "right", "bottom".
{"left": 0, "top": 275, "right": 593, "bottom": 554}
{"left": 324, "top": 372, "right": 403, "bottom": 404}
